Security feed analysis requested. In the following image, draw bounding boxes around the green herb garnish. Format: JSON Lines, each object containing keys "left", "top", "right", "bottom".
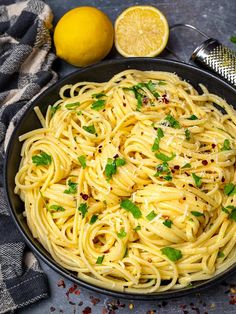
{"left": 65, "top": 102, "right": 80, "bottom": 109}
{"left": 191, "top": 211, "right": 204, "bottom": 217}
{"left": 64, "top": 180, "right": 78, "bottom": 194}
{"left": 163, "top": 219, "right": 172, "bottom": 228}
{"left": 187, "top": 115, "right": 198, "bottom": 120}
{"left": 161, "top": 247, "right": 182, "bottom": 262}
{"left": 51, "top": 104, "right": 61, "bottom": 116}
{"left": 92, "top": 93, "right": 106, "bottom": 99}
{"left": 78, "top": 155, "right": 86, "bottom": 169}
{"left": 96, "top": 255, "right": 104, "bottom": 264}
{"left": 32, "top": 152, "right": 52, "bottom": 166}
{"left": 91, "top": 99, "right": 105, "bottom": 111}
{"left": 83, "top": 124, "right": 96, "bottom": 134}
{"left": 154, "top": 161, "right": 172, "bottom": 181}
{"left": 152, "top": 128, "right": 164, "bottom": 152}
{"left": 105, "top": 157, "right": 126, "bottom": 180}
{"left": 222, "top": 206, "right": 236, "bottom": 221}
{"left": 217, "top": 251, "right": 225, "bottom": 258}
{"left": 117, "top": 228, "right": 127, "bottom": 239}
{"left": 230, "top": 36, "right": 236, "bottom": 44}
{"left": 90, "top": 215, "right": 98, "bottom": 224}
{"left": 78, "top": 203, "right": 88, "bottom": 218}
{"left": 146, "top": 210, "right": 157, "bottom": 221}
{"left": 155, "top": 152, "right": 176, "bottom": 162}
{"left": 120, "top": 199, "right": 142, "bottom": 219}
{"left": 221, "top": 139, "right": 231, "bottom": 151}
{"left": 165, "top": 114, "right": 181, "bottom": 129}
{"left": 185, "top": 129, "right": 191, "bottom": 141}
{"left": 224, "top": 183, "right": 236, "bottom": 196}
{"left": 158, "top": 80, "right": 166, "bottom": 85}
{"left": 182, "top": 163, "right": 191, "bottom": 169}
{"left": 134, "top": 225, "right": 141, "bottom": 231}
{"left": 48, "top": 205, "right": 65, "bottom": 212}
{"left": 192, "top": 173, "right": 202, "bottom": 187}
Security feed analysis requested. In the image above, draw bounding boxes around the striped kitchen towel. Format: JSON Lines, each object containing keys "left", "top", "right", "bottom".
{"left": 0, "top": 0, "right": 57, "bottom": 312}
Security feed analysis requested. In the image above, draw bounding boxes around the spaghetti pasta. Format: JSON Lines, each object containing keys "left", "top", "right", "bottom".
{"left": 15, "top": 69, "right": 236, "bottom": 293}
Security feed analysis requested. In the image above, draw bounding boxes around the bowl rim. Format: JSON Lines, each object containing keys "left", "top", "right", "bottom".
{"left": 4, "top": 57, "right": 236, "bottom": 300}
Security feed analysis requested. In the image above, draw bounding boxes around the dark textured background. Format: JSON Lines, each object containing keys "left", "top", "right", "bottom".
{"left": 18, "top": 0, "right": 236, "bottom": 313}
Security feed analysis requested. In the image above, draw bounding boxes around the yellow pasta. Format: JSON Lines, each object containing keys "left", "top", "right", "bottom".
{"left": 15, "top": 69, "right": 236, "bottom": 293}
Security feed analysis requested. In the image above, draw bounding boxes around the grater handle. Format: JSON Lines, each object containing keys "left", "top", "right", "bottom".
{"left": 191, "top": 38, "right": 236, "bottom": 87}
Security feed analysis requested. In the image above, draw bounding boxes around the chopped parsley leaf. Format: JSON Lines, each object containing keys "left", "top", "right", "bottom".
{"left": 152, "top": 127, "right": 164, "bottom": 152}
{"left": 32, "top": 152, "right": 52, "bottom": 166}
{"left": 154, "top": 161, "right": 172, "bottom": 181}
{"left": 96, "top": 255, "right": 104, "bottom": 264}
{"left": 161, "top": 247, "right": 182, "bottom": 261}
{"left": 182, "top": 163, "right": 191, "bottom": 169}
{"left": 105, "top": 157, "right": 126, "bottom": 180}
{"left": 222, "top": 207, "right": 230, "bottom": 214}
{"left": 134, "top": 225, "right": 141, "bottom": 231}
{"left": 78, "top": 203, "right": 88, "bottom": 218}
{"left": 90, "top": 215, "right": 98, "bottom": 224}
{"left": 155, "top": 152, "right": 176, "bottom": 162}
{"left": 48, "top": 205, "right": 65, "bottom": 212}
{"left": 51, "top": 104, "right": 61, "bottom": 116}
{"left": 222, "top": 206, "right": 236, "bottom": 221}
{"left": 92, "top": 92, "right": 106, "bottom": 99}
{"left": 163, "top": 219, "right": 172, "bottom": 228}
{"left": 83, "top": 124, "right": 96, "bottom": 134}
{"left": 185, "top": 129, "right": 191, "bottom": 140}
{"left": 221, "top": 139, "right": 231, "bottom": 151}
{"left": 192, "top": 173, "right": 202, "bottom": 187}
{"left": 230, "top": 36, "right": 236, "bottom": 44}
{"left": 120, "top": 199, "right": 142, "bottom": 219}
{"left": 64, "top": 180, "right": 78, "bottom": 194}
{"left": 146, "top": 210, "right": 157, "bottom": 221}
{"left": 117, "top": 228, "right": 127, "bottom": 239}
{"left": 78, "top": 155, "right": 86, "bottom": 169}
{"left": 217, "top": 251, "right": 225, "bottom": 258}
{"left": 191, "top": 211, "right": 204, "bottom": 217}
{"left": 91, "top": 99, "right": 105, "bottom": 111}
{"left": 158, "top": 80, "right": 166, "bottom": 85}
{"left": 165, "top": 114, "right": 181, "bottom": 129}
{"left": 187, "top": 115, "right": 198, "bottom": 120}
{"left": 65, "top": 102, "right": 80, "bottom": 109}
{"left": 224, "top": 183, "right": 236, "bottom": 196}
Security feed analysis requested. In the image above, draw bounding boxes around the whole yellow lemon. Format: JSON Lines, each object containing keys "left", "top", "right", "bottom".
{"left": 54, "top": 6, "right": 114, "bottom": 67}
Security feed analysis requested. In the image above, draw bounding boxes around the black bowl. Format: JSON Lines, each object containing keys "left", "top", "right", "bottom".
{"left": 4, "top": 58, "right": 236, "bottom": 300}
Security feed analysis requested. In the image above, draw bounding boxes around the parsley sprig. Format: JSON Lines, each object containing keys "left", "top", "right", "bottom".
{"left": 64, "top": 180, "right": 78, "bottom": 194}
{"left": 32, "top": 152, "right": 52, "bottom": 166}
{"left": 105, "top": 157, "right": 126, "bottom": 180}
{"left": 120, "top": 199, "right": 142, "bottom": 219}
{"left": 152, "top": 128, "right": 164, "bottom": 152}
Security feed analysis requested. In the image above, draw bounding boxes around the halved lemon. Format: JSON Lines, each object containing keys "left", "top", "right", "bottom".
{"left": 115, "top": 6, "right": 169, "bottom": 57}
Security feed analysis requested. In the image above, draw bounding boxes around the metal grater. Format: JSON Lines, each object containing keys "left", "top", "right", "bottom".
{"left": 191, "top": 38, "right": 236, "bottom": 87}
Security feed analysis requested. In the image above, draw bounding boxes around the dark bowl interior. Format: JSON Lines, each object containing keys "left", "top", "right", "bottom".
{"left": 4, "top": 58, "right": 236, "bottom": 300}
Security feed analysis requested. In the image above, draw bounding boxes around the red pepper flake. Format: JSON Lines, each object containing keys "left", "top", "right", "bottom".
{"left": 161, "top": 94, "right": 169, "bottom": 104}
{"left": 82, "top": 306, "right": 92, "bottom": 314}
{"left": 90, "top": 296, "right": 100, "bottom": 305}
{"left": 183, "top": 197, "right": 186, "bottom": 200}
{"left": 142, "top": 96, "right": 149, "bottom": 105}
{"left": 123, "top": 102, "right": 127, "bottom": 107}
{"left": 50, "top": 307, "right": 56, "bottom": 312}
{"left": 202, "top": 160, "right": 208, "bottom": 165}
{"left": 80, "top": 193, "right": 89, "bottom": 200}
{"left": 66, "top": 284, "right": 77, "bottom": 299}
{"left": 57, "top": 279, "right": 66, "bottom": 288}
{"left": 113, "top": 154, "right": 119, "bottom": 159}
{"left": 174, "top": 165, "right": 180, "bottom": 170}
{"left": 98, "top": 149, "right": 102, "bottom": 153}
{"left": 211, "top": 159, "right": 214, "bottom": 162}
{"left": 185, "top": 172, "right": 190, "bottom": 177}
{"left": 212, "top": 144, "right": 216, "bottom": 148}
{"left": 221, "top": 177, "right": 225, "bottom": 183}
{"left": 74, "top": 289, "right": 81, "bottom": 295}
{"left": 230, "top": 295, "right": 236, "bottom": 304}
